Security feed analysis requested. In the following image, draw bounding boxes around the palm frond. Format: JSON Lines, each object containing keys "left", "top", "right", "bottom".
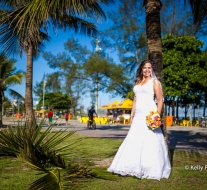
{"left": 4, "top": 71, "right": 25, "bottom": 85}
{"left": 0, "top": 0, "right": 114, "bottom": 56}
{"left": 6, "top": 88, "right": 24, "bottom": 100}
{"left": 62, "top": 164, "right": 97, "bottom": 187}
{"left": 29, "top": 172, "right": 61, "bottom": 190}
{"left": 0, "top": 10, "right": 22, "bottom": 55}
{"left": 15, "top": 0, "right": 109, "bottom": 28}
{"left": 0, "top": 53, "right": 16, "bottom": 78}
{"left": 51, "top": 15, "right": 98, "bottom": 36}
{"left": 0, "top": 119, "right": 84, "bottom": 170}
{"left": 62, "top": 164, "right": 118, "bottom": 188}
{"left": 0, "top": 119, "right": 118, "bottom": 189}
{"left": 185, "top": 0, "right": 207, "bottom": 24}
{"left": 0, "top": 8, "right": 49, "bottom": 56}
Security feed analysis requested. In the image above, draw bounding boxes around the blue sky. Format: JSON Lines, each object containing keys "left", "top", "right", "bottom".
{"left": 11, "top": 1, "right": 123, "bottom": 110}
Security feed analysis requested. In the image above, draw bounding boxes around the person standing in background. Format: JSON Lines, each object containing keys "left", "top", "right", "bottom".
{"left": 113, "top": 109, "right": 118, "bottom": 123}
{"left": 48, "top": 109, "right": 53, "bottom": 125}
{"left": 65, "top": 111, "right": 69, "bottom": 125}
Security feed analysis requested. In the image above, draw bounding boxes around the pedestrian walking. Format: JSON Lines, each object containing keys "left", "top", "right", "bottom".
{"left": 48, "top": 109, "right": 53, "bottom": 125}
{"left": 65, "top": 111, "right": 69, "bottom": 125}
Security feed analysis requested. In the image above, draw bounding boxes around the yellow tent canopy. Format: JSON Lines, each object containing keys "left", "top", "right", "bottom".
{"left": 99, "top": 99, "right": 133, "bottom": 110}
{"left": 35, "top": 109, "right": 46, "bottom": 113}
{"left": 118, "top": 99, "right": 133, "bottom": 109}
{"left": 99, "top": 100, "right": 121, "bottom": 110}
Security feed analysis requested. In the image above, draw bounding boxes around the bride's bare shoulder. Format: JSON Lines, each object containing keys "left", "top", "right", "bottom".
{"left": 153, "top": 78, "right": 161, "bottom": 84}
{"left": 153, "top": 79, "right": 162, "bottom": 91}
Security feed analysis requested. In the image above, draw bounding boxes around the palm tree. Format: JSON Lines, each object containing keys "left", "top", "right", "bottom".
{"left": 142, "top": 0, "right": 169, "bottom": 146}
{"left": 0, "top": 53, "right": 25, "bottom": 127}
{"left": 0, "top": 0, "right": 114, "bottom": 121}
{"left": 143, "top": 0, "right": 206, "bottom": 159}
{"left": 143, "top": 0, "right": 163, "bottom": 80}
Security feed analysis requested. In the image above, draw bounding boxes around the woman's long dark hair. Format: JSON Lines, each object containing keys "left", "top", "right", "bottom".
{"left": 134, "top": 60, "right": 153, "bottom": 85}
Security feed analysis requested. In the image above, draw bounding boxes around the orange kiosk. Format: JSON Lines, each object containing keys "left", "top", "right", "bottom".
{"left": 16, "top": 113, "right": 20, "bottom": 119}
{"left": 165, "top": 116, "right": 173, "bottom": 127}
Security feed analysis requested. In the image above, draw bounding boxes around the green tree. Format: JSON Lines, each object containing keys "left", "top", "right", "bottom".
{"left": 162, "top": 34, "right": 207, "bottom": 117}
{"left": 84, "top": 53, "right": 132, "bottom": 97}
{"left": 43, "top": 37, "right": 90, "bottom": 115}
{"left": 43, "top": 37, "right": 132, "bottom": 114}
{"left": 37, "top": 92, "right": 71, "bottom": 111}
{"left": 33, "top": 73, "right": 62, "bottom": 101}
{"left": 0, "top": 53, "right": 25, "bottom": 127}
{"left": 0, "top": 0, "right": 114, "bottom": 121}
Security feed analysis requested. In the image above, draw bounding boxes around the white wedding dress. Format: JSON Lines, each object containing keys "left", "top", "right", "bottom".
{"left": 108, "top": 78, "right": 171, "bottom": 180}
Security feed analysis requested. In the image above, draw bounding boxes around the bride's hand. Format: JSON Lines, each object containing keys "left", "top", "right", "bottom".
{"left": 130, "top": 115, "right": 134, "bottom": 125}
{"left": 130, "top": 120, "right": 132, "bottom": 125}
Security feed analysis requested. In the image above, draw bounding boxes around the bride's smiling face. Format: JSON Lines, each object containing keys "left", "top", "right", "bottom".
{"left": 142, "top": 62, "right": 152, "bottom": 77}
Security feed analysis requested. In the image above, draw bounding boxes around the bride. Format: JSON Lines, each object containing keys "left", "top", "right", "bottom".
{"left": 107, "top": 60, "right": 171, "bottom": 180}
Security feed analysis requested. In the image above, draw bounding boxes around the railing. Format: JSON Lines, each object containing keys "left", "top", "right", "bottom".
{"left": 79, "top": 116, "right": 130, "bottom": 125}
{"left": 179, "top": 119, "right": 201, "bottom": 127}
{"left": 80, "top": 117, "right": 108, "bottom": 124}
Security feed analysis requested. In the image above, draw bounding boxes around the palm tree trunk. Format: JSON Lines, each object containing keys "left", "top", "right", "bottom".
{"left": 0, "top": 89, "right": 3, "bottom": 127}
{"left": 0, "top": 63, "right": 2, "bottom": 126}
{"left": 203, "top": 91, "right": 207, "bottom": 117}
{"left": 176, "top": 99, "right": 179, "bottom": 118}
{"left": 25, "top": 45, "right": 35, "bottom": 122}
{"left": 193, "top": 105, "right": 195, "bottom": 120}
{"left": 185, "top": 106, "right": 187, "bottom": 118}
{"left": 172, "top": 97, "right": 175, "bottom": 117}
{"left": 144, "top": 0, "right": 171, "bottom": 158}
{"left": 145, "top": 0, "right": 163, "bottom": 79}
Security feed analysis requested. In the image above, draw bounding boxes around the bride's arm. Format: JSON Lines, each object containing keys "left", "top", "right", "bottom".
{"left": 153, "top": 79, "right": 163, "bottom": 115}
{"left": 130, "top": 95, "right": 136, "bottom": 124}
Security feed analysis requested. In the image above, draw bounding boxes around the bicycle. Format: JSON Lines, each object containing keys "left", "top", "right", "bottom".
{"left": 87, "top": 118, "right": 96, "bottom": 129}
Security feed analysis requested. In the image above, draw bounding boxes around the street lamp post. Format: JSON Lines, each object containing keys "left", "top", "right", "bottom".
{"left": 17, "top": 100, "right": 19, "bottom": 114}
{"left": 36, "top": 101, "right": 38, "bottom": 109}
{"left": 43, "top": 80, "right": 46, "bottom": 110}
{"left": 94, "top": 37, "right": 101, "bottom": 112}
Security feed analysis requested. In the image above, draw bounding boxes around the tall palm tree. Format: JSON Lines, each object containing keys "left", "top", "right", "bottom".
{"left": 143, "top": 0, "right": 205, "bottom": 159}
{"left": 0, "top": 53, "right": 25, "bottom": 127}
{"left": 143, "top": 0, "right": 163, "bottom": 80}
{"left": 0, "top": 0, "right": 114, "bottom": 121}
{"left": 143, "top": 0, "right": 168, "bottom": 144}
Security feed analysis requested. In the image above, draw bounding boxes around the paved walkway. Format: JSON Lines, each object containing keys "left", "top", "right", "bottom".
{"left": 46, "top": 119, "right": 207, "bottom": 155}
{"left": 2, "top": 119, "right": 207, "bottom": 154}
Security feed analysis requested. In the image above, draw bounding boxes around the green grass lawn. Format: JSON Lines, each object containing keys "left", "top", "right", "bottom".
{"left": 0, "top": 133, "right": 207, "bottom": 190}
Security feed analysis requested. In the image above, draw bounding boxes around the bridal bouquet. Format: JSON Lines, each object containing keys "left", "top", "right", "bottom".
{"left": 146, "top": 110, "right": 162, "bottom": 130}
